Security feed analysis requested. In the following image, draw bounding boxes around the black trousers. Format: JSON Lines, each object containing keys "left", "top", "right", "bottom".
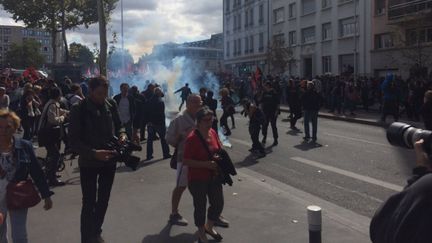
{"left": 250, "top": 126, "right": 265, "bottom": 153}
{"left": 80, "top": 165, "right": 116, "bottom": 243}
{"left": 45, "top": 141, "right": 61, "bottom": 182}
{"left": 188, "top": 179, "right": 224, "bottom": 227}
{"left": 220, "top": 111, "right": 231, "bottom": 135}
{"left": 262, "top": 113, "right": 278, "bottom": 140}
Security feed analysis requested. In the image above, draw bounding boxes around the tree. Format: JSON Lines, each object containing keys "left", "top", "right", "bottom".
{"left": 0, "top": 0, "right": 118, "bottom": 63}
{"left": 267, "top": 39, "right": 296, "bottom": 75}
{"left": 97, "top": 0, "right": 108, "bottom": 76}
{"left": 69, "top": 42, "right": 94, "bottom": 68}
{"left": 5, "top": 39, "right": 45, "bottom": 68}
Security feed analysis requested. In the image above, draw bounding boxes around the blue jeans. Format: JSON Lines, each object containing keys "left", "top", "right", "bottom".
{"left": 304, "top": 110, "right": 318, "bottom": 139}
{"left": 147, "top": 124, "right": 170, "bottom": 158}
{"left": 0, "top": 208, "right": 29, "bottom": 243}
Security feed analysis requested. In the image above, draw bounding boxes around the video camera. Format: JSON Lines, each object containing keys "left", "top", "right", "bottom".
{"left": 105, "top": 136, "right": 142, "bottom": 171}
{"left": 387, "top": 122, "right": 432, "bottom": 159}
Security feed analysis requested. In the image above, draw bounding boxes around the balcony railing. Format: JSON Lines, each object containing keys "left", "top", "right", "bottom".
{"left": 388, "top": 0, "right": 432, "bottom": 20}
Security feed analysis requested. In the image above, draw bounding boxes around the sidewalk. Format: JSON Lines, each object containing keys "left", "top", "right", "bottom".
{"left": 279, "top": 104, "right": 424, "bottom": 128}
{"left": 25, "top": 150, "right": 371, "bottom": 243}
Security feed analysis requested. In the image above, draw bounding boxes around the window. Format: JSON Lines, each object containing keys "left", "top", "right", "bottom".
{"left": 233, "top": 15, "right": 237, "bottom": 31}
{"left": 406, "top": 28, "right": 432, "bottom": 45}
{"left": 322, "top": 0, "right": 331, "bottom": 8}
{"left": 273, "top": 33, "right": 285, "bottom": 45}
{"left": 322, "top": 22, "right": 332, "bottom": 41}
{"left": 3, "top": 37, "right": 9, "bottom": 43}
{"left": 249, "top": 8, "right": 254, "bottom": 26}
{"left": 338, "top": 0, "right": 352, "bottom": 4}
{"left": 339, "top": 17, "right": 358, "bottom": 37}
{"left": 259, "top": 33, "right": 264, "bottom": 51}
{"left": 375, "top": 33, "right": 394, "bottom": 49}
{"left": 274, "top": 7, "right": 285, "bottom": 24}
{"left": 289, "top": 31, "right": 297, "bottom": 46}
{"left": 245, "top": 37, "right": 249, "bottom": 53}
{"left": 250, "top": 36, "right": 254, "bottom": 53}
{"left": 302, "top": 0, "right": 316, "bottom": 15}
{"left": 226, "top": 0, "right": 230, "bottom": 12}
{"left": 259, "top": 4, "right": 264, "bottom": 23}
{"left": 238, "top": 13, "right": 242, "bottom": 30}
{"left": 226, "top": 41, "right": 230, "bottom": 57}
{"left": 234, "top": 40, "right": 237, "bottom": 56}
{"left": 375, "top": 0, "right": 385, "bottom": 15}
{"left": 44, "top": 47, "right": 49, "bottom": 52}
{"left": 4, "top": 28, "right": 11, "bottom": 35}
{"left": 322, "top": 56, "right": 332, "bottom": 73}
{"left": 245, "top": 10, "right": 249, "bottom": 28}
{"left": 238, "top": 39, "right": 242, "bottom": 55}
{"left": 302, "top": 26, "right": 316, "bottom": 43}
{"left": 289, "top": 3, "right": 296, "bottom": 18}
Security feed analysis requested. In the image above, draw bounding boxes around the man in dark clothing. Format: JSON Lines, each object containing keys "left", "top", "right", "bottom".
{"left": 302, "top": 82, "right": 322, "bottom": 142}
{"left": 370, "top": 139, "right": 432, "bottom": 243}
{"left": 113, "top": 83, "right": 137, "bottom": 139}
{"left": 286, "top": 79, "right": 302, "bottom": 131}
{"left": 69, "top": 76, "right": 127, "bottom": 243}
{"left": 145, "top": 87, "right": 171, "bottom": 160}
{"left": 260, "top": 81, "right": 280, "bottom": 146}
{"left": 175, "top": 83, "right": 192, "bottom": 111}
{"left": 139, "top": 84, "right": 156, "bottom": 141}
{"left": 244, "top": 101, "right": 266, "bottom": 158}
{"left": 205, "top": 90, "right": 218, "bottom": 131}
{"left": 421, "top": 90, "right": 432, "bottom": 130}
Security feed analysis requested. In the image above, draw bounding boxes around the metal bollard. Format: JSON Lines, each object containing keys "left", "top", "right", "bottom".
{"left": 307, "top": 205, "right": 322, "bottom": 243}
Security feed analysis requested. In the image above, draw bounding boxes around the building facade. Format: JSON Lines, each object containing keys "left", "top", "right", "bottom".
{"left": 149, "top": 34, "right": 224, "bottom": 73}
{"left": 223, "top": 0, "right": 272, "bottom": 77}
{"left": 271, "top": 0, "right": 372, "bottom": 78}
{"left": 0, "top": 25, "right": 63, "bottom": 68}
{"left": 371, "top": 0, "right": 432, "bottom": 78}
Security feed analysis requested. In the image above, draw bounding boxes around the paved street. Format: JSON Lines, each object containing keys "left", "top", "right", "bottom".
{"left": 24, "top": 111, "right": 418, "bottom": 243}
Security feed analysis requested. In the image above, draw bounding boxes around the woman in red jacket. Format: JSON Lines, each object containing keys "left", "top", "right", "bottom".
{"left": 183, "top": 107, "right": 224, "bottom": 243}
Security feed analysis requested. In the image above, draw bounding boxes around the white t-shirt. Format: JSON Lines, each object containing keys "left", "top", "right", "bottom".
{"left": 118, "top": 96, "right": 131, "bottom": 124}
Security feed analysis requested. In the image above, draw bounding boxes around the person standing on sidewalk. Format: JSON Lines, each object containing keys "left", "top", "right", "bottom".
{"left": 183, "top": 107, "right": 225, "bottom": 243}
{"left": 69, "top": 76, "right": 127, "bottom": 243}
{"left": 286, "top": 79, "right": 302, "bottom": 131}
{"left": 260, "top": 81, "right": 280, "bottom": 146}
{"left": 166, "top": 94, "right": 202, "bottom": 226}
{"left": 302, "top": 82, "right": 322, "bottom": 143}
{"left": 145, "top": 87, "right": 171, "bottom": 161}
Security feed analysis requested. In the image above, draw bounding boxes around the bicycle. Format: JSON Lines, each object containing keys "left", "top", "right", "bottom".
{"left": 37, "top": 151, "right": 76, "bottom": 173}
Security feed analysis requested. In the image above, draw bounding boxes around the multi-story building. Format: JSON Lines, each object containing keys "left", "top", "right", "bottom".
{"left": 371, "top": 0, "right": 432, "bottom": 78}
{"left": 271, "top": 0, "right": 372, "bottom": 78}
{"left": 0, "top": 25, "right": 63, "bottom": 68}
{"left": 223, "top": 0, "right": 272, "bottom": 77}
{"left": 149, "top": 34, "right": 224, "bottom": 73}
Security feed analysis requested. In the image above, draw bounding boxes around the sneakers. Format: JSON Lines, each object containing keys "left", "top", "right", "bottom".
{"left": 163, "top": 154, "right": 172, "bottom": 159}
{"left": 169, "top": 213, "right": 188, "bottom": 226}
{"left": 272, "top": 139, "right": 278, "bottom": 146}
{"left": 49, "top": 180, "right": 66, "bottom": 187}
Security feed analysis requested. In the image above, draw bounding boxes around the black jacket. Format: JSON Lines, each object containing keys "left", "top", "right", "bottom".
{"left": 260, "top": 90, "right": 279, "bottom": 114}
{"left": 370, "top": 167, "right": 432, "bottom": 243}
{"left": 215, "top": 149, "right": 237, "bottom": 186}
{"left": 302, "top": 90, "right": 322, "bottom": 111}
{"left": 146, "top": 95, "right": 166, "bottom": 126}
{"left": 113, "top": 94, "right": 137, "bottom": 123}
{"left": 69, "top": 98, "right": 125, "bottom": 168}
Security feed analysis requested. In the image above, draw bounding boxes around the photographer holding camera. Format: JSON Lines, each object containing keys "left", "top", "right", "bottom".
{"left": 69, "top": 76, "right": 127, "bottom": 243}
{"left": 370, "top": 132, "right": 432, "bottom": 243}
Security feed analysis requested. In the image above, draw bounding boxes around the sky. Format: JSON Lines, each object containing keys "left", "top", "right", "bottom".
{"left": 0, "top": 0, "right": 223, "bottom": 61}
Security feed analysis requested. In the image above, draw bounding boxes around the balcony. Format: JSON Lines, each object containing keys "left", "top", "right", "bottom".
{"left": 388, "top": 0, "right": 432, "bottom": 23}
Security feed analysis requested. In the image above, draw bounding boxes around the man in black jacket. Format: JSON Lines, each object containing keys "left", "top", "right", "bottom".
{"left": 69, "top": 76, "right": 127, "bottom": 243}
{"left": 260, "top": 81, "right": 280, "bottom": 146}
{"left": 301, "top": 82, "right": 322, "bottom": 143}
{"left": 370, "top": 139, "right": 432, "bottom": 243}
{"left": 113, "top": 83, "right": 136, "bottom": 139}
{"left": 145, "top": 87, "right": 171, "bottom": 160}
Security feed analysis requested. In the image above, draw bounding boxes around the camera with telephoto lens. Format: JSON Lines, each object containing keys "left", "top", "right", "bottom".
{"left": 387, "top": 122, "right": 432, "bottom": 159}
{"left": 105, "top": 136, "right": 142, "bottom": 171}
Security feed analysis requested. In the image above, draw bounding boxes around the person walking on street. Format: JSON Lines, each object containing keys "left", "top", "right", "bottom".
{"left": 166, "top": 94, "right": 202, "bottom": 226}
{"left": 286, "top": 80, "right": 302, "bottom": 131}
{"left": 302, "top": 82, "right": 322, "bottom": 143}
{"left": 219, "top": 88, "right": 235, "bottom": 136}
{"left": 69, "top": 76, "right": 127, "bottom": 243}
{"left": 260, "top": 81, "right": 280, "bottom": 146}
{"left": 146, "top": 87, "right": 171, "bottom": 161}
{"left": 113, "top": 83, "right": 136, "bottom": 140}
{"left": 183, "top": 107, "right": 225, "bottom": 243}
{"left": 0, "top": 110, "right": 53, "bottom": 243}
{"left": 175, "top": 83, "right": 192, "bottom": 111}
{"left": 205, "top": 91, "right": 218, "bottom": 132}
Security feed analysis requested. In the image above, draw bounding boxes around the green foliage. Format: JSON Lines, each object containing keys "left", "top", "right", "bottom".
{"left": 69, "top": 42, "right": 94, "bottom": 67}
{"left": 5, "top": 39, "right": 46, "bottom": 69}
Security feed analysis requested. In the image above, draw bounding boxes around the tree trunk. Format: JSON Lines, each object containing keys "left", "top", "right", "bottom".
{"left": 61, "top": 0, "right": 69, "bottom": 63}
{"left": 52, "top": 30, "right": 57, "bottom": 64}
{"left": 97, "top": 0, "right": 107, "bottom": 76}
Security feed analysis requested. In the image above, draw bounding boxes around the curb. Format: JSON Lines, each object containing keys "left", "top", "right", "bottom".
{"left": 279, "top": 107, "right": 388, "bottom": 128}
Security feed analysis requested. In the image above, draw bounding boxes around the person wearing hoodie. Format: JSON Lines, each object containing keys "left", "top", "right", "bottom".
{"left": 380, "top": 74, "right": 400, "bottom": 123}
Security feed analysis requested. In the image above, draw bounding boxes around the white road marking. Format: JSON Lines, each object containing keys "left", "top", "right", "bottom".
{"left": 324, "top": 132, "right": 390, "bottom": 147}
{"left": 229, "top": 137, "right": 252, "bottom": 147}
{"left": 291, "top": 157, "right": 403, "bottom": 192}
